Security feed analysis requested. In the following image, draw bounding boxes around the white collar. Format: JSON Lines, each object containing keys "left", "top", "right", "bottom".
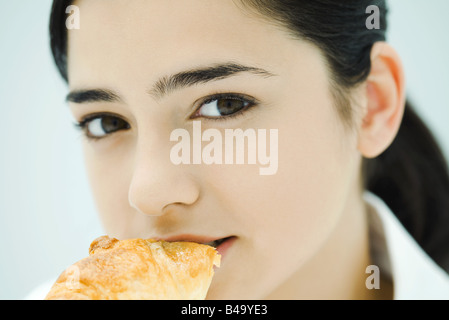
{"left": 364, "top": 191, "right": 449, "bottom": 300}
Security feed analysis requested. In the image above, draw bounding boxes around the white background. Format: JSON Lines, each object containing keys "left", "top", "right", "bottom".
{"left": 0, "top": 0, "right": 448, "bottom": 299}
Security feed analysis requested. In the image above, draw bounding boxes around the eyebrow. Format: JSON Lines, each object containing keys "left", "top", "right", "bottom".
{"left": 66, "top": 88, "right": 121, "bottom": 104}
{"left": 148, "top": 62, "right": 276, "bottom": 99}
{"left": 66, "top": 62, "right": 276, "bottom": 104}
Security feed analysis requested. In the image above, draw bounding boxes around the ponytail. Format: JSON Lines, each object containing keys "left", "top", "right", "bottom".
{"left": 364, "top": 100, "right": 449, "bottom": 272}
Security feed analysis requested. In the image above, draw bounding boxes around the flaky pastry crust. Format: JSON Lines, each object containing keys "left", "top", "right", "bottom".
{"left": 45, "top": 235, "right": 220, "bottom": 300}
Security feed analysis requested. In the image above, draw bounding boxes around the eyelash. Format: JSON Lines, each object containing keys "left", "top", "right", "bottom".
{"left": 75, "top": 92, "right": 259, "bottom": 140}
{"left": 74, "top": 112, "right": 125, "bottom": 141}
{"left": 190, "top": 92, "right": 259, "bottom": 122}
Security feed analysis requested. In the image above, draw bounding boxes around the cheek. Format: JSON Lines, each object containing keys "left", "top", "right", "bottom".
{"left": 209, "top": 93, "right": 358, "bottom": 286}
{"left": 82, "top": 141, "right": 135, "bottom": 236}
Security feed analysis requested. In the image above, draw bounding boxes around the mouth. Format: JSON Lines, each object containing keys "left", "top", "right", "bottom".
{"left": 160, "top": 235, "right": 236, "bottom": 257}
{"left": 203, "top": 237, "right": 231, "bottom": 248}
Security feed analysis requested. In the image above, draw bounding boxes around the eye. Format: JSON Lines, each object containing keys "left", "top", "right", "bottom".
{"left": 193, "top": 94, "right": 257, "bottom": 119}
{"left": 77, "top": 114, "right": 130, "bottom": 139}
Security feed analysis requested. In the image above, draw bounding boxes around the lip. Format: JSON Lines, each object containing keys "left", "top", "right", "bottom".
{"left": 215, "top": 236, "right": 236, "bottom": 258}
{"left": 160, "top": 234, "right": 225, "bottom": 244}
{"left": 157, "top": 234, "right": 236, "bottom": 258}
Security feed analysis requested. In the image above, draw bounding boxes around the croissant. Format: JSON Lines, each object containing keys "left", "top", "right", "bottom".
{"left": 45, "top": 235, "right": 220, "bottom": 300}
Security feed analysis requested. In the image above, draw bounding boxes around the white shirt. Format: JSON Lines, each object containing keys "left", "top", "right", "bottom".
{"left": 364, "top": 191, "right": 449, "bottom": 299}
{"left": 25, "top": 192, "right": 449, "bottom": 300}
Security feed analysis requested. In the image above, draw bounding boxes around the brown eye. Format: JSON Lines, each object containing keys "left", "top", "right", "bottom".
{"left": 216, "top": 99, "right": 247, "bottom": 116}
{"left": 85, "top": 115, "right": 130, "bottom": 138}
{"left": 197, "top": 96, "right": 251, "bottom": 118}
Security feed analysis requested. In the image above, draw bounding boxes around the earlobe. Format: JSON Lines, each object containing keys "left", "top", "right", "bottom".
{"left": 357, "top": 42, "right": 406, "bottom": 159}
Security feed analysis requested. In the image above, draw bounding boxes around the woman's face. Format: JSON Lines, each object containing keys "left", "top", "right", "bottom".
{"left": 68, "top": 0, "right": 363, "bottom": 299}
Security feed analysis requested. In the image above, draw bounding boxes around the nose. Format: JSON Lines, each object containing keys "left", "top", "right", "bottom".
{"left": 128, "top": 137, "right": 200, "bottom": 216}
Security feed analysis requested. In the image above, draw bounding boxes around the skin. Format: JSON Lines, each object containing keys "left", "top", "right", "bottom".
{"left": 67, "top": 0, "right": 405, "bottom": 299}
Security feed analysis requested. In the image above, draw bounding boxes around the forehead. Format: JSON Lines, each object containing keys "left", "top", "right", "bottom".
{"left": 67, "top": 0, "right": 308, "bottom": 88}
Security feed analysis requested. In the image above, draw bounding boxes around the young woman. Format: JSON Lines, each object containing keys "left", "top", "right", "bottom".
{"left": 43, "top": 0, "right": 449, "bottom": 299}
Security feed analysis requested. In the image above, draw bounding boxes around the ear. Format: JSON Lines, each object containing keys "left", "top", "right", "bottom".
{"left": 357, "top": 42, "right": 406, "bottom": 158}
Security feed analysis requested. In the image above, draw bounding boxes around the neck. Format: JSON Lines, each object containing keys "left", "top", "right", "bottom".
{"left": 264, "top": 187, "right": 393, "bottom": 300}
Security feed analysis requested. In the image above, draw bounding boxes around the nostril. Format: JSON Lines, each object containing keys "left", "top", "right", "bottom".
{"left": 128, "top": 189, "right": 161, "bottom": 216}
{"left": 129, "top": 201, "right": 163, "bottom": 217}
{"left": 161, "top": 201, "right": 187, "bottom": 213}
{"left": 127, "top": 164, "right": 201, "bottom": 216}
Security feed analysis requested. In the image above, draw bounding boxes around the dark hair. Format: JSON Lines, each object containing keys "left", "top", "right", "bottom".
{"left": 49, "top": 0, "right": 449, "bottom": 272}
